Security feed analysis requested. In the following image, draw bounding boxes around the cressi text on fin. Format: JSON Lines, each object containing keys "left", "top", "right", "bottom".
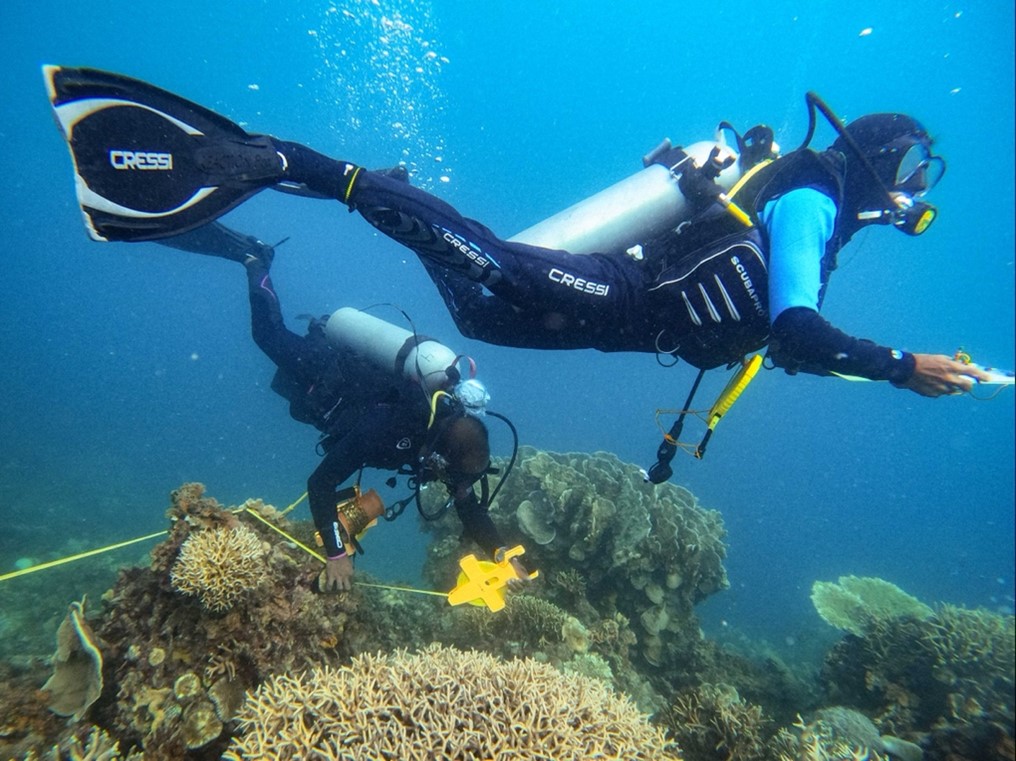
{"left": 44, "top": 65, "right": 282, "bottom": 243}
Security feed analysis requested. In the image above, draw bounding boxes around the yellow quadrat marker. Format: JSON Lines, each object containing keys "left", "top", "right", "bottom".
{"left": 447, "top": 545, "right": 539, "bottom": 612}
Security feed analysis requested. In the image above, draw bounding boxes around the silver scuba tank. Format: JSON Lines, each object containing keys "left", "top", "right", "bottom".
{"left": 508, "top": 138, "right": 742, "bottom": 255}
{"left": 324, "top": 307, "right": 457, "bottom": 396}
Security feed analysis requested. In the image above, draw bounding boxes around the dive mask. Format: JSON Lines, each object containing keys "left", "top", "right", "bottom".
{"left": 893, "top": 141, "right": 945, "bottom": 196}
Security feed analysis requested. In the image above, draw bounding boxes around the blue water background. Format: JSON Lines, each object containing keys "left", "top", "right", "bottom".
{"left": 1, "top": 1, "right": 1013, "bottom": 650}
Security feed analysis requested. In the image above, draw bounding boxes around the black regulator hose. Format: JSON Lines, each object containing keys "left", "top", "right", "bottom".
{"left": 484, "top": 410, "right": 519, "bottom": 507}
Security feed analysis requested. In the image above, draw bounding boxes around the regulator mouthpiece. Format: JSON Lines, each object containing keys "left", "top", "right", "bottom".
{"left": 893, "top": 199, "right": 937, "bottom": 236}
{"left": 857, "top": 194, "right": 937, "bottom": 237}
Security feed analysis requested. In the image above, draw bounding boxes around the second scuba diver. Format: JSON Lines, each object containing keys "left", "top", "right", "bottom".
{"left": 162, "top": 222, "right": 527, "bottom": 592}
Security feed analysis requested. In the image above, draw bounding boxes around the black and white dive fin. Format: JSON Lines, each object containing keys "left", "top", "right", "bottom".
{"left": 43, "top": 65, "right": 284, "bottom": 242}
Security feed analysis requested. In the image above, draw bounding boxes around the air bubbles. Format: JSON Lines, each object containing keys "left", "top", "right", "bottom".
{"left": 309, "top": 1, "right": 452, "bottom": 189}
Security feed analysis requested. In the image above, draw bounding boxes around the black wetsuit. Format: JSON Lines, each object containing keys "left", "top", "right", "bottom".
{"left": 275, "top": 140, "right": 916, "bottom": 381}
{"left": 244, "top": 261, "right": 503, "bottom": 559}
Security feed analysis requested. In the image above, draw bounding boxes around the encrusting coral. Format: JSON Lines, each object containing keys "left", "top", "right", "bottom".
{"left": 223, "top": 644, "right": 684, "bottom": 760}
{"left": 170, "top": 523, "right": 267, "bottom": 612}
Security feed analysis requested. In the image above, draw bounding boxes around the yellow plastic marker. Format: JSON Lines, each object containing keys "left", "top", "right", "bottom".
{"left": 705, "top": 353, "right": 763, "bottom": 431}
{"left": 447, "top": 545, "right": 539, "bottom": 612}
{"left": 693, "top": 353, "right": 763, "bottom": 459}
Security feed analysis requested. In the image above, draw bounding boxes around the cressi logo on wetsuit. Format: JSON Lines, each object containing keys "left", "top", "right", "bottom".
{"left": 109, "top": 150, "right": 173, "bottom": 170}
{"left": 441, "top": 230, "right": 494, "bottom": 269}
{"left": 547, "top": 268, "right": 611, "bottom": 296}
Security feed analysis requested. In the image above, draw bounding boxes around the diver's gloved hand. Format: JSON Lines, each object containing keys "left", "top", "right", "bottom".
{"left": 322, "top": 554, "right": 354, "bottom": 592}
{"left": 493, "top": 546, "right": 535, "bottom": 588}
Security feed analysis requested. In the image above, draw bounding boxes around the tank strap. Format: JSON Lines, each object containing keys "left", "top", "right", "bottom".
{"left": 393, "top": 333, "right": 438, "bottom": 379}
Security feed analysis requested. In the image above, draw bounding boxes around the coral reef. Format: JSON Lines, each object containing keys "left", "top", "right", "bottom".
{"left": 5, "top": 468, "right": 1009, "bottom": 761}
{"left": 666, "top": 682, "right": 773, "bottom": 761}
{"left": 773, "top": 707, "right": 923, "bottom": 761}
{"left": 816, "top": 579, "right": 1014, "bottom": 761}
{"left": 421, "top": 447, "right": 729, "bottom": 689}
{"left": 23, "top": 725, "right": 144, "bottom": 760}
{"left": 223, "top": 644, "right": 684, "bottom": 760}
{"left": 443, "top": 593, "right": 574, "bottom": 657}
{"left": 811, "top": 576, "right": 933, "bottom": 637}
{"left": 2, "top": 483, "right": 445, "bottom": 759}
{"left": 0, "top": 660, "right": 66, "bottom": 760}
{"left": 170, "top": 523, "right": 267, "bottom": 612}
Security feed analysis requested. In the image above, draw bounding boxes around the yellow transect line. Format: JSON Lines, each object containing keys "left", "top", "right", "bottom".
{"left": 0, "top": 530, "right": 168, "bottom": 582}
{"left": 2, "top": 495, "right": 446, "bottom": 601}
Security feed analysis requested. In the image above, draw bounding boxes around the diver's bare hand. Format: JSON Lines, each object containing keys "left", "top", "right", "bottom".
{"left": 508, "top": 557, "right": 534, "bottom": 586}
{"left": 323, "top": 555, "right": 354, "bottom": 592}
{"left": 902, "top": 353, "right": 993, "bottom": 397}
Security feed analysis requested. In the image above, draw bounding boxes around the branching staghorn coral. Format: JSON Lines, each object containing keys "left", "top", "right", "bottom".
{"left": 223, "top": 644, "right": 683, "bottom": 760}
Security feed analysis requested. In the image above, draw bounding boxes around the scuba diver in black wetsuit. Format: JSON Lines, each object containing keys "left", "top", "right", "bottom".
{"left": 160, "top": 222, "right": 527, "bottom": 591}
{"left": 44, "top": 67, "right": 995, "bottom": 484}
{"left": 262, "top": 107, "right": 985, "bottom": 394}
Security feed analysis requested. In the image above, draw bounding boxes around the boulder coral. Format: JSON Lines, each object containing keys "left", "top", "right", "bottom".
{"left": 223, "top": 644, "right": 683, "bottom": 760}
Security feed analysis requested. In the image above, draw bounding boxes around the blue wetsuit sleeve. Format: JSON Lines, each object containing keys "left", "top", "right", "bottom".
{"left": 761, "top": 188, "right": 837, "bottom": 321}
{"left": 762, "top": 190, "right": 915, "bottom": 383}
